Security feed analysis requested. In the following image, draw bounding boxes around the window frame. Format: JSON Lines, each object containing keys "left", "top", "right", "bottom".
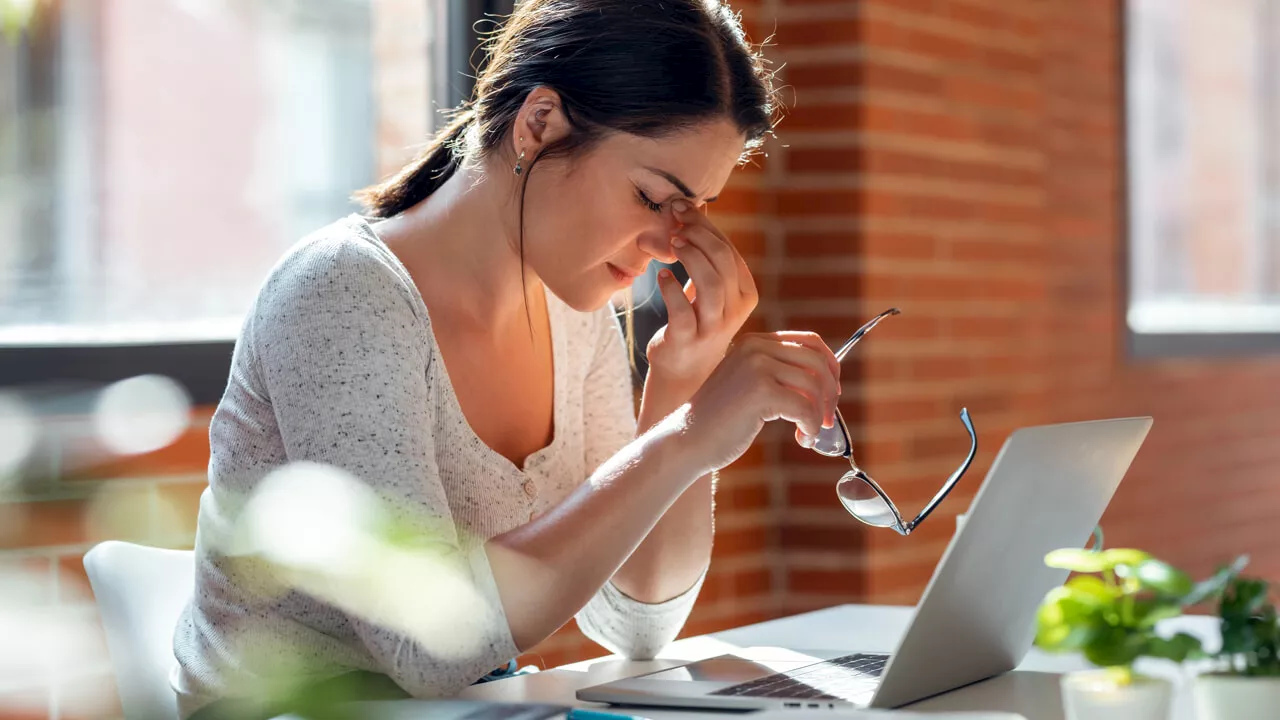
{"left": 1123, "top": 0, "right": 1280, "bottom": 359}
{"left": 0, "top": 0, "right": 497, "bottom": 405}
{"left": 1128, "top": 331, "right": 1280, "bottom": 359}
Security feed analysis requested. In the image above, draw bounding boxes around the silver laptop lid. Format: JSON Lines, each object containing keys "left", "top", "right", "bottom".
{"left": 870, "top": 416, "right": 1153, "bottom": 708}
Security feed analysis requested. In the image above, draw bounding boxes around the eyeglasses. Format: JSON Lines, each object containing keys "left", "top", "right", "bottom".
{"left": 809, "top": 308, "right": 978, "bottom": 535}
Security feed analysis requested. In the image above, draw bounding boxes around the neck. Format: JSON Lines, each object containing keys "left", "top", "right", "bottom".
{"left": 375, "top": 161, "right": 541, "bottom": 331}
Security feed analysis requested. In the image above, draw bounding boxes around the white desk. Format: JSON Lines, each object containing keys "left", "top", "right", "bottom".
{"left": 460, "top": 604, "right": 1221, "bottom": 719}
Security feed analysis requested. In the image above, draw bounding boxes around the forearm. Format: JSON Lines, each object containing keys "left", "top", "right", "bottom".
{"left": 610, "top": 373, "right": 715, "bottom": 604}
{"left": 483, "top": 407, "right": 704, "bottom": 651}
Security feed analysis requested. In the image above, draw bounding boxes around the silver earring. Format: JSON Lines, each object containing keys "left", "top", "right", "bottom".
{"left": 514, "top": 149, "right": 526, "bottom": 176}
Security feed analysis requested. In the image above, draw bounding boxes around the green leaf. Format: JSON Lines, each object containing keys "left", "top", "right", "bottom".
{"left": 1132, "top": 598, "right": 1184, "bottom": 628}
{"left": 1046, "top": 547, "right": 1150, "bottom": 574}
{"left": 1083, "top": 626, "right": 1145, "bottom": 668}
{"left": 1045, "top": 549, "right": 1109, "bottom": 573}
{"left": 1066, "top": 574, "right": 1117, "bottom": 603}
{"left": 1237, "top": 579, "right": 1271, "bottom": 614}
{"left": 1036, "top": 586, "right": 1104, "bottom": 652}
{"left": 1102, "top": 548, "right": 1153, "bottom": 569}
{"left": 1144, "top": 632, "right": 1203, "bottom": 662}
{"left": 1220, "top": 619, "right": 1257, "bottom": 655}
{"left": 1218, "top": 576, "right": 1277, "bottom": 661}
{"left": 1036, "top": 618, "right": 1099, "bottom": 651}
{"left": 1132, "top": 559, "right": 1194, "bottom": 598}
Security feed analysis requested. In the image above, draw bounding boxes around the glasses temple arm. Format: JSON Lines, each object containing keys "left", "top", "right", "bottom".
{"left": 906, "top": 407, "right": 977, "bottom": 533}
{"left": 835, "top": 307, "right": 901, "bottom": 361}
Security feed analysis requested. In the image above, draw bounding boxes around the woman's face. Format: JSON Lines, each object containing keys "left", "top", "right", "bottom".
{"left": 518, "top": 119, "right": 747, "bottom": 312}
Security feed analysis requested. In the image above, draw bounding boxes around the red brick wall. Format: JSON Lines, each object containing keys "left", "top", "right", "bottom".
{"left": 6, "top": 0, "right": 1280, "bottom": 715}
{"left": 768, "top": 0, "right": 1280, "bottom": 619}
{"left": 771, "top": 0, "right": 1060, "bottom": 611}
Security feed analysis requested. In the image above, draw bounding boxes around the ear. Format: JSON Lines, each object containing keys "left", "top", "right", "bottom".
{"left": 513, "top": 86, "right": 570, "bottom": 156}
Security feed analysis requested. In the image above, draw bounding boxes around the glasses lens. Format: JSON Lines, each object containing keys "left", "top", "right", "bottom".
{"left": 836, "top": 470, "right": 896, "bottom": 527}
{"left": 811, "top": 410, "right": 850, "bottom": 457}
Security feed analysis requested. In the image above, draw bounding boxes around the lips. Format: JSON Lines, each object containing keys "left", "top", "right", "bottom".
{"left": 607, "top": 263, "right": 644, "bottom": 281}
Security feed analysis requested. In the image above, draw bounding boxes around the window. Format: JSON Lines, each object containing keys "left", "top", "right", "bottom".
{"left": 0, "top": 0, "right": 442, "bottom": 401}
{"left": 1126, "top": 0, "right": 1280, "bottom": 355}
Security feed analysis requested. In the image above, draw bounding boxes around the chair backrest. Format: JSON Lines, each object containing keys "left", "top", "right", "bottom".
{"left": 83, "top": 541, "right": 194, "bottom": 720}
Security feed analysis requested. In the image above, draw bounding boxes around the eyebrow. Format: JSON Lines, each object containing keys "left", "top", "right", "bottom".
{"left": 644, "top": 166, "right": 718, "bottom": 203}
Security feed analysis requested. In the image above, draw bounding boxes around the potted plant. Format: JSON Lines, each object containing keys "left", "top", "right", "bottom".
{"left": 1034, "top": 538, "right": 1240, "bottom": 720}
{"left": 1194, "top": 570, "right": 1280, "bottom": 719}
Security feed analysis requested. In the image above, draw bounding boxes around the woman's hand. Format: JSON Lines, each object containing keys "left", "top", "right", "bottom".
{"left": 678, "top": 331, "right": 842, "bottom": 475}
{"left": 645, "top": 200, "right": 758, "bottom": 395}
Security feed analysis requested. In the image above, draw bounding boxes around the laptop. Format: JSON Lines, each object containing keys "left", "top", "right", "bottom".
{"left": 577, "top": 417, "right": 1153, "bottom": 711}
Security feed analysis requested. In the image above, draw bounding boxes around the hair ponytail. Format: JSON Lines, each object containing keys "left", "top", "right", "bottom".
{"left": 355, "top": 109, "right": 475, "bottom": 219}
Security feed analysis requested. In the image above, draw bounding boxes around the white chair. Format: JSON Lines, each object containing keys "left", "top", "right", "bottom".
{"left": 84, "top": 541, "right": 194, "bottom": 720}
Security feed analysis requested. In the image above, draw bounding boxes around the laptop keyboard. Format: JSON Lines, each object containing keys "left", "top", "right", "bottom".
{"left": 709, "top": 653, "right": 888, "bottom": 701}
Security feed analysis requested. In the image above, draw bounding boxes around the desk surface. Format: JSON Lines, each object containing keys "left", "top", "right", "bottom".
{"left": 459, "top": 604, "right": 1220, "bottom": 719}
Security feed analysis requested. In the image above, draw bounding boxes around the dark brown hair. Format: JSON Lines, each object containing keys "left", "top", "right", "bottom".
{"left": 355, "top": 0, "right": 777, "bottom": 364}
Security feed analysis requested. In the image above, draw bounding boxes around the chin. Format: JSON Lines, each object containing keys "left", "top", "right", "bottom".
{"left": 544, "top": 278, "right": 615, "bottom": 313}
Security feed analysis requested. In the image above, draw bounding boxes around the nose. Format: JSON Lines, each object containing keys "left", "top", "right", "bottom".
{"left": 637, "top": 235, "right": 678, "bottom": 265}
{"left": 636, "top": 210, "right": 682, "bottom": 264}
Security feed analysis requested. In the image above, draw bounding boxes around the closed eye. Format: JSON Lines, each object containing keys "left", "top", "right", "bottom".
{"left": 635, "top": 188, "right": 664, "bottom": 214}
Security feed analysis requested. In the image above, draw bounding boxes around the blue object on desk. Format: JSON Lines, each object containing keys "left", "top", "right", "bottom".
{"left": 565, "top": 709, "right": 654, "bottom": 720}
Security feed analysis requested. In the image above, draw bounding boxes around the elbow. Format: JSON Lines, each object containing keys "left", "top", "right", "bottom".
{"left": 509, "top": 622, "right": 554, "bottom": 657}
{"left": 577, "top": 607, "right": 688, "bottom": 661}
{"left": 614, "top": 634, "right": 676, "bottom": 661}
{"left": 579, "top": 624, "right": 674, "bottom": 661}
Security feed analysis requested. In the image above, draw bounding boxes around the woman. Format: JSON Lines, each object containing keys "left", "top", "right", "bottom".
{"left": 172, "top": 0, "right": 841, "bottom": 717}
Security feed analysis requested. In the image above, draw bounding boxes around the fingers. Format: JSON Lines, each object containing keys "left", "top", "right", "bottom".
{"left": 673, "top": 202, "right": 740, "bottom": 292}
{"left": 735, "top": 250, "right": 759, "bottom": 307}
{"left": 769, "top": 331, "right": 841, "bottom": 388}
{"left": 671, "top": 201, "right": 756, "bottom": 320}
{"left": 687, "top": 209, "right": 758, "bottom": 307}
{"left": 796, "top": 426, "right": 812, "bottom": 448}
{"left": 671, "top": 239, "right": 724, "bottom": 327}
{"left": 657, "top": 268, "right": 696, "bottom": 339}
{"left": 768, "top": 343, "right": 839, "bottom": 429}
{"left": 739, "top": 334, "right": 840, "bottom": 428}
{"left": 753, "top": 355, "right": 828, "bottom": 438}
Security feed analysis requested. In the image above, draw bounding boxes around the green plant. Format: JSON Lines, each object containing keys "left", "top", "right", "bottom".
{"left": 1, "top": 0, "right": 38, "bottom": 43}
{"left": 1209, "top": 572, "right": 1280, "bottom": 677}
{"left": 1035, "top": 535, "right": 1245, "bottom": 686}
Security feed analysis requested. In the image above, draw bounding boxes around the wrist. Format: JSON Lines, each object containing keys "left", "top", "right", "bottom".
{"left": 642, "top": 369, "right": 704, "bottom": 411}
{"left": 647, "top": 404, "right": 712, "bottom": 481}
{"left": 638, "top": 371, "right": 702, "bottom": 436}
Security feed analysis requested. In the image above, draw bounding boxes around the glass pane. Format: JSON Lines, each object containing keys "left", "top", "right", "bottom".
{"left": 1127, "top": 0, "right": 1280, "bottom": 334}
{"left": 0, "top": 0, "right": 434, "bottom": 345}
